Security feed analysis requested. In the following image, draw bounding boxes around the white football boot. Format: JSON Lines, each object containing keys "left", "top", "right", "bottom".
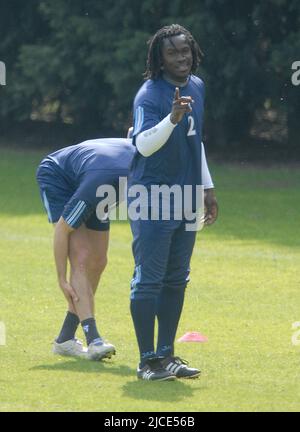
{"left": 53, "top": 338, "right": 88, "bottom": 358}
{"left": 87, "top": 338, "right": 116, "bottom": 361}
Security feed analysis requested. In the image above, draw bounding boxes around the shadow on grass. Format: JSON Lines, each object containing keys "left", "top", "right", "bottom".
{"left": 122, "top": 379, "right": 204, "bottom": 402}
{"left": 30, "top": 358, "right": 135, "bottom": 377}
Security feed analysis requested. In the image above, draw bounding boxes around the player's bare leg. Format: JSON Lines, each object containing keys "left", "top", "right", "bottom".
{"left": 68, "top": 226, "right": 115, "bottom": 359}
{"left": 80, "top": 228, "right": 109, "bottom": 312}
{"left": 51, "top": 220, "right": 86, "bottom": 358}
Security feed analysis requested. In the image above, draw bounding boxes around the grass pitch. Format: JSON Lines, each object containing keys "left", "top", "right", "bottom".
{"left": 0, "top": 149, "right": 300, "bottom": 412}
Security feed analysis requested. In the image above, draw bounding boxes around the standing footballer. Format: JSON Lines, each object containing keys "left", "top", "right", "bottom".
{"left": 128, "top": 24, "right": 218, "bottom": 381}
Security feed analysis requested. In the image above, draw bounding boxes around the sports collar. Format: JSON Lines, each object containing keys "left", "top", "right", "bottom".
{"left": 162, "top": 73, "right": 190, "bottom": 88}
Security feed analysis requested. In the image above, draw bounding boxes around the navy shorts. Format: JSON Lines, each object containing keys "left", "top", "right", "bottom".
{"left": 36, "top": 165, "right": 110, "bottom": 231}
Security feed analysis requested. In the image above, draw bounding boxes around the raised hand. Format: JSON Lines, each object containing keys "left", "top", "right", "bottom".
{"left": 170, "top": 87, "right": 193, "bottom": 124}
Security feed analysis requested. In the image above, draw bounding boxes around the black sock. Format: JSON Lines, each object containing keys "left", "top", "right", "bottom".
{"left": 156, "top": 285, "right": 185, "bottom": 357}
{"left": 130, "top": 298, "right": 157, "bottom": 367}
{"left": 56, "top": 311, "right": 80, "bottom": 343}
{"left": 81, "top": 318, "right": 101, "bottom": 345}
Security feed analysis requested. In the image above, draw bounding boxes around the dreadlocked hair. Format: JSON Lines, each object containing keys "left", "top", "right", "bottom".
{"left": 143, "top": 24, "right": 204, "bottom": 80}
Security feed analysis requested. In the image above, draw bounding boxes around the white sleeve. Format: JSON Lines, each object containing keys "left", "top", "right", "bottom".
{"left": 201, "top": 142, "right": 214, "bottom": 189}
{"left": 136, "top": 114, "right": 177, "bottom": 157}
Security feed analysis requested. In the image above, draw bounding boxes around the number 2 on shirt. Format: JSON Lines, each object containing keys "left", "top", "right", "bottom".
{"left": 187, "top": 115, "right": 196, "bottom": 136}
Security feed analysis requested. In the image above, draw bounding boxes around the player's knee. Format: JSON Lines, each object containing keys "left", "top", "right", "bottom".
{"left": 164, "top": 280, "right": 188, "bottom": 292}
{"left": 71, "top": 247, "right": 90, "bottom": 272}
{"left": 165, "top": 270, "right": 190, "bottom": 292}
{"left": 89, "top": 255, "right": 107, "bottom": 274}
{"left": 130, "top": 283, "right": 162, "bottom": 300}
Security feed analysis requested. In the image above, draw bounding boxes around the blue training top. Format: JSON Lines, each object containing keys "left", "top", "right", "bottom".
{"left": 37, "top": 138, "right": 136, "bottom": 228}
{"left": 42, "top": 138, "right": 135, "bottom": 183}
{"left": 130, "top": 75, "right": 205, "bottom": 189}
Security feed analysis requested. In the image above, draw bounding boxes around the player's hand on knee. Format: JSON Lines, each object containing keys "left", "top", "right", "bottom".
{"left": 59, "top": 280, "right": 79, "bottom": 303}
{"left": 170, "top": 87, "right": 193, "bottom": 124}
